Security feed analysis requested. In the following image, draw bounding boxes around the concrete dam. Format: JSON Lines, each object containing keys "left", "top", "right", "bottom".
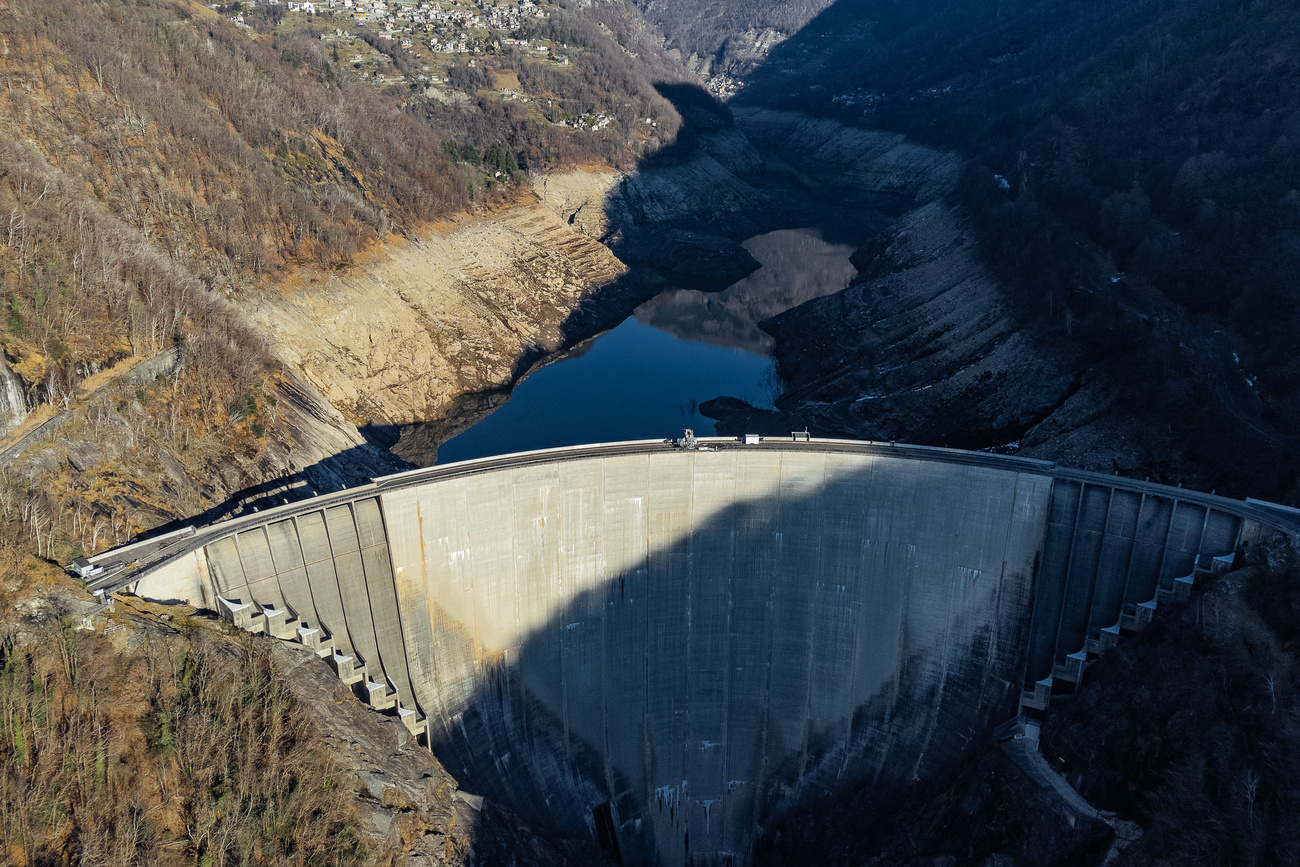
{"left": 81, "top": 438, "right": 1300, "bottom": 866}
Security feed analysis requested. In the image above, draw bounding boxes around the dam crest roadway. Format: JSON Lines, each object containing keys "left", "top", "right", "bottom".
{"left": 79, "top": 436, "right": 1300, "bottom": 867}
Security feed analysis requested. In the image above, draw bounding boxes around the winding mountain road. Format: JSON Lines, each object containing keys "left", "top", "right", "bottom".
{"left": 0, "top": 347, "right": 181, "bottom": 468}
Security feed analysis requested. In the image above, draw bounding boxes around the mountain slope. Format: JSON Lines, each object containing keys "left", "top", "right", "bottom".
{"left": 0, "top": 0, "right": 704, "bottom": 592}
{"left": 706, "top": 0, "right": 1300, "bottom": 501}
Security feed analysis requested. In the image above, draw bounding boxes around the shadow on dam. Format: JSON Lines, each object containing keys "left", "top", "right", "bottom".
{"left": 88, "top": 441, "right": 1293, "bottom": 864}
{"left": 392, "top": 457, "right": 1047, "bottom": 866}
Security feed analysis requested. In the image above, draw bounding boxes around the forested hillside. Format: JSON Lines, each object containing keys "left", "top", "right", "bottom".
{"left": 0, "top": 0, "right": 681, "bottom": 434}
{"left": 1, "top": 619, "right": 367, "bottom": 866}
{"left": 724, "top": 0, "right": 1300, "bottom": 499}
{"left": 0, "top": 0, "right": 693, "bottom": 598}
{"left": 631, "top": 0, "right": 833, "bottom": 74}
{"left": 0, "top": 3, "right": 692, "bottom": 862}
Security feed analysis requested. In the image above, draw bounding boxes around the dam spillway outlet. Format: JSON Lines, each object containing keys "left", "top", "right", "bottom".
{"left": 87, "top": 439, "right": 1288, "bottom": 866}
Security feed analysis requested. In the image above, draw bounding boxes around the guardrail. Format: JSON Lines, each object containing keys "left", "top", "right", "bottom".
{"left": 81, "top": 434, "right": 1300, "bottom": 596}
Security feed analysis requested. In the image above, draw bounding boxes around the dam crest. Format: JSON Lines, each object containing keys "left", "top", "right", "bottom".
{"left": 80, "top": 437, "right": 1300, "bottom": 866}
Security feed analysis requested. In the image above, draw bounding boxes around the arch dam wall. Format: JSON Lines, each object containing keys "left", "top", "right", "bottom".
{"left": 82, "top": 438, "right": 1300, "bottom": 867}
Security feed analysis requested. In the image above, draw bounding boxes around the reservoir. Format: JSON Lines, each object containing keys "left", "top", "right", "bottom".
{"left": 434, "top": 227, "right": 860, "bottom": 464}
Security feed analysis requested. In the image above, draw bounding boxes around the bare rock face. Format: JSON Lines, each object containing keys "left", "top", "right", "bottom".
{"left": 718, "top": 27, "right": 790, "bottom": 75}
{"left": 698, "top": 125, "right": 767, "bottom": 182}
{"left": 717, "top": 197, "right": 1144, "bottom": 474}
{"left": 760, "top": 201, "right": 1081, "bottom": 449}
{"left": 737, "top": 108, "right": 964, "bottom": 203}
{"left": 260, "top": 370, "right": 410, "bottom": 489}
{"left": 533, "top": 167, "right": 625, "bottom": 239}
{"left": 605, "top": 152, "right": 770, "bottom": 234}
{"left": 252, "top": 200, "right": 627, "bottom": 427}
{"left": 535, "top": 151, "right": 770, "bottom": 242}
{"left": 266, "top": 640, "right": 610, "bottom": 866}
{"left": 238, "top": 147, "right": 774, "bottom": 469}
{"left": 0, "top": 359, "right": 28, "bottom": 436}
{"left": 555, "top": 153, "right": 773, "bottom": 299}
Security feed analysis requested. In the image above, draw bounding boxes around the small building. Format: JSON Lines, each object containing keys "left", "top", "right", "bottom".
{"left": 70, "top": 557, "right": 103, "bottom": 579}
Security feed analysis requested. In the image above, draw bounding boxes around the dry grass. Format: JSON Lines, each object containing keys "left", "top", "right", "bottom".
{"left": 0, "top": 620, "right": 367, "bottom": 867}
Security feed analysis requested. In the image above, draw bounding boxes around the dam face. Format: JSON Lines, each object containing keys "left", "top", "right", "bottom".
{"left": 385, "top": 449, "right": 1047, "bottom": 865}
{"left": 88, "top": 440, "right": 1283, "bottom": 866}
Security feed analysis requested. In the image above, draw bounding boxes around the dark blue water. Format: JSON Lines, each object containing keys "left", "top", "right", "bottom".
{"left": 435, "top": 317, "right": 779, "bottom": 463}
{"left": 434, "top": 228, "right": 858, "bottom": 465}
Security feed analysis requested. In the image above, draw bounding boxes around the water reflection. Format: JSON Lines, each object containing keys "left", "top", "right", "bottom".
{"left": 428, "top": 227, "right": 858, "bottom": 465}
{"left": 634, "top": 227, "right": 859, "bottom": 353}
{"left": 434, "top": 318, "right": 780, "bottom": 464}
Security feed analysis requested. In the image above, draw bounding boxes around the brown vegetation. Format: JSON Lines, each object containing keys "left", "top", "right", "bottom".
{"left": 0, "top": 0, "right": 685, "bottom": 415}
{"left": 1042, "top": 538, "right": 1300, "bottom": 866}
{"left": 0, "top": 126, "right": 277, "bottom": 593}
{"left": 1, "top": 0, "right": 467, "bottom": 279}
{"left": 0, "top": 137, "right": 266, "bottom": 414}
{"left": 0, "top": 0, "right": 690, "bottom": 594}
{"left": 738, "top": 0, "right": 1300, "bottom": 500}
{"left": 0, "top": 617, "right": 365, "bottom": 867}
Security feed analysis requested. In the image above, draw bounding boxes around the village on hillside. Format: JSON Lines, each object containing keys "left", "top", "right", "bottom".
{"left": 215, "top": 0, "right": 552, "bottom": 57}
{"left": 209, "top": 0, "right": 650, "bottom": 133}
{"left": 208, "top": 0, "right": 636, "bottom": 131}
{"left": 213, "top": 0, "right": 562, "bottom": 73}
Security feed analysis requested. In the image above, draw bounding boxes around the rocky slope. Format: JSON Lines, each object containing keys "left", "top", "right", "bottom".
{"left": 757, "top": 201, "right": 1152, "bottom": 471}
{"left": 246, "top": 139, "right": 776, "bottom": 468}
{"left": 632, "top": 0, "right": 836, "bottom": 78}
{"left": 533, "top": 168, "right": 627, "bottom": 240}
{"left": 253, "top": 198, "right": 626, "bottom": 428}
{"left": 262, "top": 638, "right": 611, "bottom": 865}
{"left": 534, "top": 148, "right": 767, "bottom": 242}
{"left": 736, "top": 108, "right": 963, "bottom": 203}
{"left": 4, "top": 584, "right": 610, "bottom": 866}
{"left": 380, "top": 139, "right": 779, "bottom": 463}
{"left": 687, "top": 110, "right": 1162, "bottom": 477}
{"left": 738, "top": 202, "right": 1081, "bottom": 445}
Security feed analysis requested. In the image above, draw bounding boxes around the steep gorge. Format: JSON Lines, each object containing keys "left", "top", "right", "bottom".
{"left": 8, "top": 1, "right": 1300, "bottom": 865}
{"left": 243, "top": 77, "right": 1165, "bottom": 514}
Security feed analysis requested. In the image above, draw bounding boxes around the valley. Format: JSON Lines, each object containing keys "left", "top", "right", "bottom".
{"left": 3, "top": 1, "right": 1300, "bottom": 866}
